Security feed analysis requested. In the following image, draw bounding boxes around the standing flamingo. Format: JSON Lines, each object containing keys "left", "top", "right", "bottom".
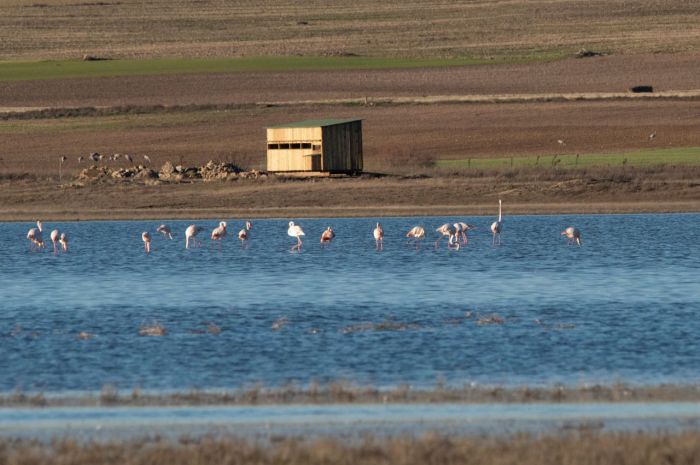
{"left": 561, "top": 226, "right": 582, "bottom": 246}
{"left": 406, "top": 226, "right": 426, "bottom": 250}
{"left": 142, "top": 231, "right": 151, "bottom": 253}
{"left": 26, "top": 220, "right": 45, "bottom": 250}
{"left": 238, "top": 221, "right": 252, "bottom": 241}
{"left": 288, "top": 221, "right": 305, "bottom": 250}
{"left": 185, "top": 224, "right": 204, "bottom": 249}
{"left": 491, "top": 199, "right": 504, "bottom": 245}
{"left": 210, "top": 221, "right": 227, "bottom": 249}
{"left": 50, "top": 229, "right": 60, "bottom": 254}
{"left": 454, "top": 222, "right": 476, "bottom": 245}
{"left": 373, "top": 222, "right": 384, "bottom": 250}
{"left": 59, "top": 233, "right": 68, "bottom": 252}
{"left": 320, "top": 226, "right": 335, "bottom": 244}
{"left": 156, "top": 224, "right": 173, "bottom": 240}
{"left": 435, "top": 223, "right": 457, "bottom": 248}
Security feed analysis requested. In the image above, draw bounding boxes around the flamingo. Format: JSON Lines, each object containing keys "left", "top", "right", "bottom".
{"left": 185, "top": 224, "right": 204, "bottom": 249}
{"left": 435, "top": 223, "right": 456, "bottom": 248}
{"left": 561, "top": 226, "right": 582, "bottom": 246}
{"left": 491, "top": 199, "right": 504, "bottom": 245}
{"left": 156, "top": 224, "right": 173, "bottom": 240}
{"left": 406, "top": 226, "right": 425, "bottom": 249}
{"left": 210, "top": 221, "right": 227, "bottom": 249}
{"left": 373, "top": 222, "right": 384, "bottom": 250}
{"left": 288, "top": 221, "right": 305, "bottom": 249}
{"left": 238, "top": 221, "right": 252, "bottom": 241}
{"left": 320, "top": 226, "right": 335, "bottom": 244}
{"left": 59, "top": 233, "right": 68, "bottom": 252}
{"left": 142, "top": 231, "right": 151, "bottom": 253}
{"left": 26, "top": 220, "right": 45, "bottom": 250}
{"left": 50, "top": 229, "right": 60, "bottom": 254}
{"left": 454, "top": 222, "right": 476, "bottom": 245}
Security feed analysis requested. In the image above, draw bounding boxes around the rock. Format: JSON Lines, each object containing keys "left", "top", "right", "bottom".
{"left": 134, "top": 168, "right": 158, "bottom": 179}
{"left": 160, "top": 161, "right": 175, "bottom": 175}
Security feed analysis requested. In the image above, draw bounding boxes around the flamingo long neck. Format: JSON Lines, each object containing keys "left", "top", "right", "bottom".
{"left": 498, "top": 201, "right": 502, "bottom": 222}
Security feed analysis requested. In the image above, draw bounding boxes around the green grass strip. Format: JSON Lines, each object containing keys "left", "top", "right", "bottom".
{"left": 0, "top": 54, "right": 563, "bottom": 81}
{"left": 437, "top": 147, "right": 700, "bottom": 169}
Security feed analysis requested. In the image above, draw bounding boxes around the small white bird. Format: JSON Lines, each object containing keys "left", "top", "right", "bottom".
{"left": 185, "top": 224, "right": 204, "bottom": 249}
{"left": 26, "top": 220, "right": 45, "bottom": 250}
{"left": 557, "top": 139, "right": 565, "bottom": 146}
{"left": 50, "top": 229, "right": 60, "bottom": 254}
{"left": 59, "top": 156, "right": 67, "bottom": 164}
{"left": 238, "top": 221, "right": 252, "bottom": 241}
{"left": 142, "top": 231, "right": 151, "bottom": 253}
{"left": 288, "top": 221, "right": 305, "bottom": 248}
{"left": 156, "top": 224, "right": 173, "bottom": 240}
{"left": 89, "top": 152, "right": 102, "bottom": 163}
{"left": 124, "top": 154, "right": 133, "bottom": 163}
{"left": 561, "top": 226, "right": 582, "bottom": 246}
{"left": 59, "top": 232, "right": 68, "bottom": 252}
{"left": 77, "top": 156, "right": 84, "bottom": 164}
{"left": 320, "top": 226, "right": 335, "bottom": 244}
{"left": 143, "top": 155, "right": 151, "bottom": 164}
{"left": 491, "top": 199, "right": 504, "bottom": 246}
{"left": 649, "top": 132, "right": 656, "bottom": 141}
{"left": 373, "top": 222, "right": 384, "bottom": 250}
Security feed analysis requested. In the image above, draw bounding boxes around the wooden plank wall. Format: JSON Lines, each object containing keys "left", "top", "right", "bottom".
{"left": 322, "top": 121, "right": 362, "bottom": 172}
{"left": 266, "top": 127, "right": 322, "bottom": 172}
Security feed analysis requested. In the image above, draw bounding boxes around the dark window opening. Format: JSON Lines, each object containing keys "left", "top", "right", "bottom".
{"left": 267, "top": 143, "right": 279, "bottom": 150}
{"left": 279, "top": 143, "right": 290, "bottom": 149}
{"left": 313, "top": 144, "right": 321, "bottom": 150}
{"left": 291, "top": 143, "right": 302, "bottom": 149}
{"left": 301, "top": 143, "right": 312, "bottom": 149}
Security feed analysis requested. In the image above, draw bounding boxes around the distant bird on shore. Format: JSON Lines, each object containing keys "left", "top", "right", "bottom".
{"left": 59, "top": 232, "right": 68, "bottom": 252}
{"left": 406, "top": 226, "right": 425, "bottom": 249}
{"left": 491, "top": 199, "right": 503, "bottom": 246}
{"left": 435, "top": 223, "right": 456, "bottom": 248}
{"left": 211, "top": 221, "right": 227, "bottom": 246}
{"left": 143, "top": 155, "right": 151, "bottom": 164}
{"left": 26, "top": 220, "right": 44, "bottom": 250}
{"left": 185, "top": 224, "right": 204, "bottom": 249}
{"left": 561, "top": 226, "right": 582, "bottom": 246}
{"left": 142, "top": 231, "right": 151, "bottom": 253}
{"left": 238, "top": 221, "right": 252, "bottom": 241}
{"left": 288, "top": 221, "right": 305, "bottom": 249}
{"left": 557, "top": 139, "right": 565, "bottom": 146}
{"left": 50, "top": 229, "right": 60, "bottom": 254}
{"left": 648, "top": 132, "right": 656, "bottom": 141}
{"left": 59, "top": 156, "right": 67, "bottom": 164}
{"left": 124, "top": 154, "right": 133, "bottom": 164}
{"left": 156, "top": 224, "right": 173, "bottom": 240}
{"left": 454, "top": 222, "right": 476, "bottom": 245}
{"left": 77, "top": 156, "right": 84, "bottom": 164}
{"left": 320, "top": 226, "right": 335, "bottom": 244}
{"left": 89, "top": 152, "right": 102, "bottom": 163}
{"left": 373, "top": 222, "right": 384, "bottom": 250}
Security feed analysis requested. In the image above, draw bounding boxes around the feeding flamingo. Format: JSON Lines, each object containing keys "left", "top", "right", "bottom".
{"left": 210, "top": 221, "right": 227, "bottom": 248}
{"left": 435, "top": 223, "right": 457, "bottom": 248}
{"left": 454, "top": 222, "right": 476, "bottom": 245}
{"left": 50, "top": 229, "right": 60, "bottom": 254}
{"left": 320, "top": 226, "right": 335, "bottom": 244}
{"left": 491, "top": 199, "right": 504, "bottom": 245}
{"left": 59, "top": 233, "right": 68, "bottom": 252}
{"left": 288, "top": 221, "right": 305, "bottom": 250}
{"left": 142, "top": 231, "right": 151, "bottom": 253}
{"left": 238, "top": 221, "right": 252, "bottom": 241}
{"left": 406, "top": 226, "right": 426, "bottom": 249}
{"left": 561, "top": 226, "right": 582, "bottom": 246}
{"left": 185, "top": 224, "right": 204, "bottom": 249}
{"left": 26, "top": 221, "right": 45, "bottom": 250}
{"left": 156, "top": 224, "right": 173, "bottom": 240}
{"left": 373, "top": 222, "right": 384, "bottom": 250}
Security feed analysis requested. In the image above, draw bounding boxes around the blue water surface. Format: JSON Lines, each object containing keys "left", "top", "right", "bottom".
{"left": 1, "top": 214, "right": 699, "bottom": 393}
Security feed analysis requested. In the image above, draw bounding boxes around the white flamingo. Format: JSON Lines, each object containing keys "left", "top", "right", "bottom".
{"left": 406, "top": 226, "right": 425, "bottom": 249}
{"left": 435, "top": 223, "right": 457, "bottom": 248}
{"left": 211, "top": 221, "right": 227, "bottom": 248}
{"left": 26, "top": 220, "right": 45, "bottom": 250}
{"left": 50, "top": 229, "right": 60, "bottom": 254}
{"left": 142, "top": 231, "right": 151, "bottom": 253}
{"left": 238, "top": 221, "right": 252, "bottom": 241}
{"left": 561, "top": 226, "right": 582, "bottom": 246}
{"left": 185, "top": 224, "right": 204, "bottom": 249}
{"left": 454, "top": 222, "right": 476, "bottom": 245}
{"left": 156, "top": 224, "right": 173, "bottom": 240}
{"left": 373, "top": 222, "right": 384, "bottom": 250}
{"left": 288, "top": 221, "right": 305, "bottom": 249}
{"left": 59, "top": 232, "right": 68, "bottom": 252}
{"left": 491, "top": 199, "right": 504, "bottom": 245}
{"left": 320, "top": 226, "right": 335, "bottom": 244}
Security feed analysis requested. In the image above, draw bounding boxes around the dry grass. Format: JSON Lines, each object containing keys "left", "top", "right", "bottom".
{"left": 2, "top": 432, "right": 700, "bottom": 465}
{"left": 0, "top": 0, "right": 699, "bottom": 60}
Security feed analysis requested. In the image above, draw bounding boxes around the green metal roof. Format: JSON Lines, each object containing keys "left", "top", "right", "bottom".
{"left": 268, "top": 118, "right": 361, "bottom": 129}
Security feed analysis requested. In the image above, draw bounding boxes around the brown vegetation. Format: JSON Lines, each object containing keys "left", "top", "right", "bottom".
{"left": 2, "top": 432, "right": 700, "bottom": 465}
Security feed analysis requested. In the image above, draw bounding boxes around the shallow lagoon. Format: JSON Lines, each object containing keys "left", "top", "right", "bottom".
{"left": 1, "top": 214, "right": 699, "bottom": 393}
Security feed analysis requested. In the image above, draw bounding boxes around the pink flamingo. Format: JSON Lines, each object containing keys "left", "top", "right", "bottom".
{"left": 561, "top": 226, "right": 582, "bottom": 246}
{"left": 156, "top": 224, "right": 173, "bottom": 240}
{"left": 288, "top": 221, "right": 305, "bottom": 251}
{"left": 454, "top": 222, "right": 476, "bottom": 245}
{"left": 406, "top": 226, "right": 425, "bottom": 250}
{"left": 26, "top": 220, "right": 45, "bottom": 251}
{"left": 50, "top": 229, "right": 60, "bottom": 254}
{"left": 435, "top": 223, "right": 457, "bottom": 248}
{"left": 491, "top": 199, "right": 504, "bottom": 246}
{"left": 210, "top": 221, "right": 227, "bottom": 249}
{"left": 373, "top": 222, "right": 384, "bottom": 250}
{"left": 238, "top": 221, "right": 252, "bottom": 241}
{"left": 142, "top": 231, "right": 151, "bottom": 253}
{"left": 59, "top": 233, "right": 68, "bottom": 252}
{"left": 320, "top": 226, "right": 335, "bottom": 244}
{"left": 185, "top": 224, "right": 204, "bottom": 249}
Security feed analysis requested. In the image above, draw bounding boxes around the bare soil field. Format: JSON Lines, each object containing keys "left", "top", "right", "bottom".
{"left": 1, "top": 0, "right": 698, "bottom": 61}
